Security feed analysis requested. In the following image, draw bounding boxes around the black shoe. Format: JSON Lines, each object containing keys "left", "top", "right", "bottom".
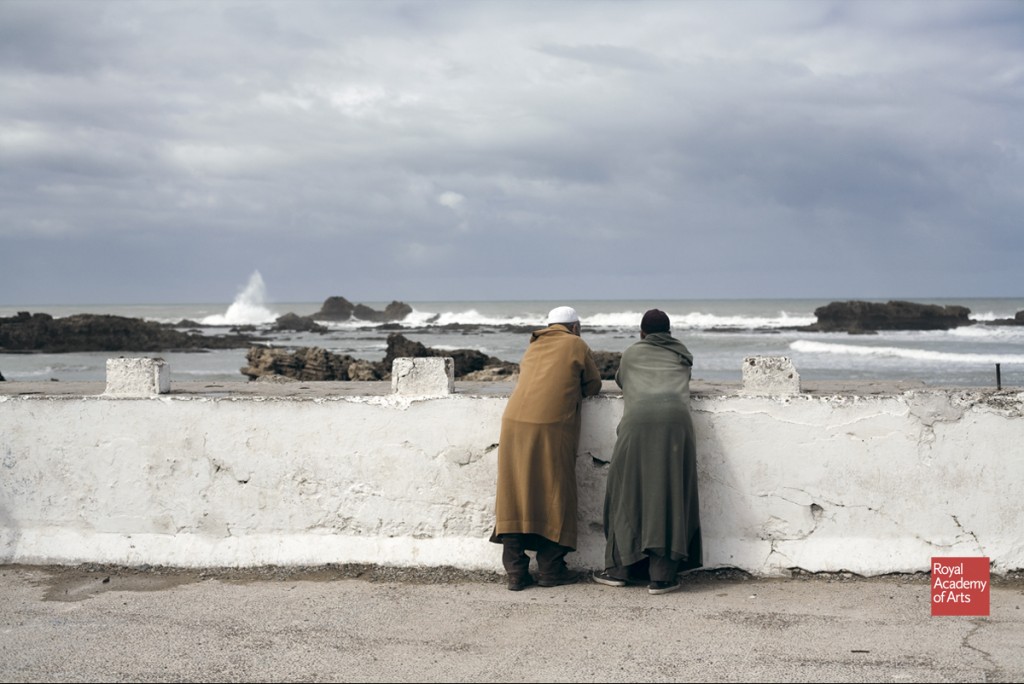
{"left": 592, "top": 570, "right": 627, "bottom": 587}
{"left": 538, "top": 569, "right": 581, "bottom": 587}
{"left": 648, "top": 580, "right": 681, "bottom": 595}
{"left": 507, "top": 574, "right": 535, "bottom": 592}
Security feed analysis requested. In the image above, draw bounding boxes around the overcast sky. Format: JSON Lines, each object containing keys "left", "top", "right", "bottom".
{"left": 2, "top": 0, "right": 1022, "bottom": 305}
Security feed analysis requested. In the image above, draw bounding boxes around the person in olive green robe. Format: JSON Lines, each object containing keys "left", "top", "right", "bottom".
{"left": 490, "top": 305, "right": 602, "bottom": 591}
{"left": 595, "top": 309, "right": 702, "bottom": 595}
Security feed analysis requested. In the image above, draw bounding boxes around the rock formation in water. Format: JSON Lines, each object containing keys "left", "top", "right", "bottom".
{"left": 380, "top": 332, "right": 518, "bottom": 378}
{"left": 308, "top": 297, "right": 412, "bottom": 323}
{"left": 271, "top": 297, "right": 414, "bottom": 331}
{"left": 0, "top": 312, "right": 260, "bottom": 352}
{"left": 798, "top": 300, "right": 973, "bottom": 334}
{"left": 272, "top": 312, "right": 329, "bottom": 333}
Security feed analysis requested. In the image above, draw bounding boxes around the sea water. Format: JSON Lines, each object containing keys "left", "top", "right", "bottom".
{"left": 2, "top": 297, "right": 1023, "bottom": 387}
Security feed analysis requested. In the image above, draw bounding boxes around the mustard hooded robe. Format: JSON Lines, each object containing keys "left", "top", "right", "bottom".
{"left": 490, "top": 324, "right": 602, "bottom": 549}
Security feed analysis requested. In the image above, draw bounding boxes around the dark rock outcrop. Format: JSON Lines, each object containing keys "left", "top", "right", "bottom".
{"left": 591, "top": 351, "right": 621, "bottom": 380}
{"left": 461, "top": 366, "right": 519, "bottom": 381}
{"left": 241, "top": 346, "right": 372, "bottom": 381}
{"left": 240, "top": 333, "right": 619, "bottom": 383}
{"left": 273, "top": 313, "right": 328, "bottom": 333}
{"left": 383, "top": 300, "right": 414, "bottom": 320}
{"left": 311, "top": 297, "right": 412, "bottom": 323}
{"left": 800, "top": 301, "right": 973, "bottom": 333}
{"left": 381, "top": 333, "right": 518, "bottom": 378}
{"left": 353, "top": 300, "right": 413, "bottom": 322}
{"left": 0, "top": 312, "right": 259, "bottom": 353}
{"left": 346, "top": 360, "right": 383, "bottom": 381}
{"left": 240, "top": 333, "right": 519, "bottom": 381}
{"left": 312, "top": 297, "right": 356, "bottom": 321}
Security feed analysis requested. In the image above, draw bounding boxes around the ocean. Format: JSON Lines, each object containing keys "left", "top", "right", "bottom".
{"left": 2, "top": 295, "right": 1023, "bottom": 388}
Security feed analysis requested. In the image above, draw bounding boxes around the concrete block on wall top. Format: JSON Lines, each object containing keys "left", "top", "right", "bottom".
{"left": 741, "top": 356, "right": 801, "bottom": 396}
{"left": 391, "top": 357, "right": 455, "bottom": 397}
{"left": 104, "top": 357, "right": 170, "bottom": 396}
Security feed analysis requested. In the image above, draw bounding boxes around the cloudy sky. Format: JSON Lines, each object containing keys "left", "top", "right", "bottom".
{"left": 2, "top": 0, "right": 1022, "bottom": 305}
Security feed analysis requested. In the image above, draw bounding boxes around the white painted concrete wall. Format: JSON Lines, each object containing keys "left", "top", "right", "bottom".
{"left": 2, "top": 385, "right": 1022, "bottom": 576}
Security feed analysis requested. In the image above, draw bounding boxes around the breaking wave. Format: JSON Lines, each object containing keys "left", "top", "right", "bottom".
{"left": 200, "top": 271, "right": 279, "bottom": 326}
{"left": 790, "top": 340, "right": 1024, "bottom": 365}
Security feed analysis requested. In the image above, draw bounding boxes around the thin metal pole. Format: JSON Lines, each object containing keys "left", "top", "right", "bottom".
{"left": 996, "top": 363, "right": 1001, "bottom": 390}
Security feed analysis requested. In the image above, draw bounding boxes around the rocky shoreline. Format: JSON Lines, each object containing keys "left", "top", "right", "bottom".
{"left": 2, "top": 298, "right": 1021, "bottom": 383}
{"left": 241, "top": 332, "right": 522, "bottom": 382}
{"left": 0, "top": 311, "right": 264, "bottom": 353}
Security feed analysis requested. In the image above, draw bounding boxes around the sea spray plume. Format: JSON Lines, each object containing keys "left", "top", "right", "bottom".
{"left": 200, "top": 271, "right": 278, "bottom": 326}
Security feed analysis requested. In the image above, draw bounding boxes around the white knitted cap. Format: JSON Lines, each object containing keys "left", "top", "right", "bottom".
{"left": 546, "top": 306, "right": 580, "bottom": 325}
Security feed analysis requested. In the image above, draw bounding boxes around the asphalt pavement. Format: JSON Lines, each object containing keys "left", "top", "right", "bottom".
{"left": 1, "top": 564, "right": 1022, "bottom": 682}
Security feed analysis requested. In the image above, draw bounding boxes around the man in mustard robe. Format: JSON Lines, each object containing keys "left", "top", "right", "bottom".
{"left": 490, "top": 305, "right": 602, "bottom": 591}
{"left": 594, "top": 309, "right": 703, "bottom": 595}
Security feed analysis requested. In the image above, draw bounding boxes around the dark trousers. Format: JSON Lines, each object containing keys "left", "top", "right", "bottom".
{"left": 605, "top": 553, "right": 681, "bottom": 583}
{"left": 500, "top": 533, "right": 571, "bottom": 580}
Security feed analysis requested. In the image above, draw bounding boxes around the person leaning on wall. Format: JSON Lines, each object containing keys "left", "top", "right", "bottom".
{"left": 489, "top": 305, "right": 602, "bottom": 591}
{"left": 594, "top": 308, "right": 703, "bottom": 595}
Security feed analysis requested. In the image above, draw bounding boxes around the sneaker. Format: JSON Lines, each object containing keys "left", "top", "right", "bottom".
{"left": 592, "top": 570, "right": 627, "bottom": 587}
{"left": 537, "top": 569, "right": 581, "bottom": 587}
{"left": 507, "top": 574, "right": 535, "bottom": 592}
{"left": 648, "top": 580, "right": 681, "bottom": 595}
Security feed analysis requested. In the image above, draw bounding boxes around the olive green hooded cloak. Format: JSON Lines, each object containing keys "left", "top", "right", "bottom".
{"left": 603, "top": 331, "right": 703, "bottom": 571}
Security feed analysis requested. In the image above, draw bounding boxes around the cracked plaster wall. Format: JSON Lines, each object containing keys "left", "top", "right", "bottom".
{"left": 1, "top": 389, "right": 1022, "bottom": 575}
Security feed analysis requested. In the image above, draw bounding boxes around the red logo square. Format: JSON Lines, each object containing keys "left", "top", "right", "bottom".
{"left": 931, "top": 556, "right": 990, "bottom": 616}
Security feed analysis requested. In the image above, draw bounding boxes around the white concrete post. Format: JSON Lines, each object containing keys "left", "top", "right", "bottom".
{"left": 104, "top": 357, "right": 170, "bottom": 396}
{"left": 391, "top": 357, "right": 455, "bottom": 397}
{"left": 741, "top": 356, "right": 801, "bottom": 396}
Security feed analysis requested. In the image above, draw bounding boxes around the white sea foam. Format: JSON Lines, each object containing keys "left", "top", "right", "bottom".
{"left": 200, "top": 271, "right": 279, "bottom": 326}
{"left": 668, "top": 311, "right": 817, "bottom": 330}
{"left": 790, "top": 340, "right": 1024, "bottom": 365}
{"left": 312, "top": 308, "right": 531, "bottom": 329}
{"left": 428, "top": 344, "right": 495, "bottom": 354}
{"left": 13, "top": 365, "right": 57, "bottom": 377}
{"left": 571, "top": 311, "right": 818, "bottom": 329}
{"left": 5, "top": 362, "right": 97, "bottom": 379}
{"left": 337, "top": 308, "right": 819, "bottom": 330}
{"left": 402, "top": 309, "right": 542, "bottom": 327}
{"left": 947, "top": 325, "right": 1024, "bottom": 340}
{"left": 969, "top": 310, "right": 1022, "bottom": 322}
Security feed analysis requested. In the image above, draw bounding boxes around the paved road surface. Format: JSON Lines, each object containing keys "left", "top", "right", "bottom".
{"left": 1, "top": 565, "right": 1022, "bottom": 682}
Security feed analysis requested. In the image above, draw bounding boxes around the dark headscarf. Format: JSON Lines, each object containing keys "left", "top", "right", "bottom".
{"left": 640, "top": 308, "right": 670, "bottom": 334}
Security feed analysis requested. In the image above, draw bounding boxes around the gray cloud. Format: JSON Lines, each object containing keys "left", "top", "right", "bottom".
{"left": 1, "top": 0, "right": 1021, "bottom": 304}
